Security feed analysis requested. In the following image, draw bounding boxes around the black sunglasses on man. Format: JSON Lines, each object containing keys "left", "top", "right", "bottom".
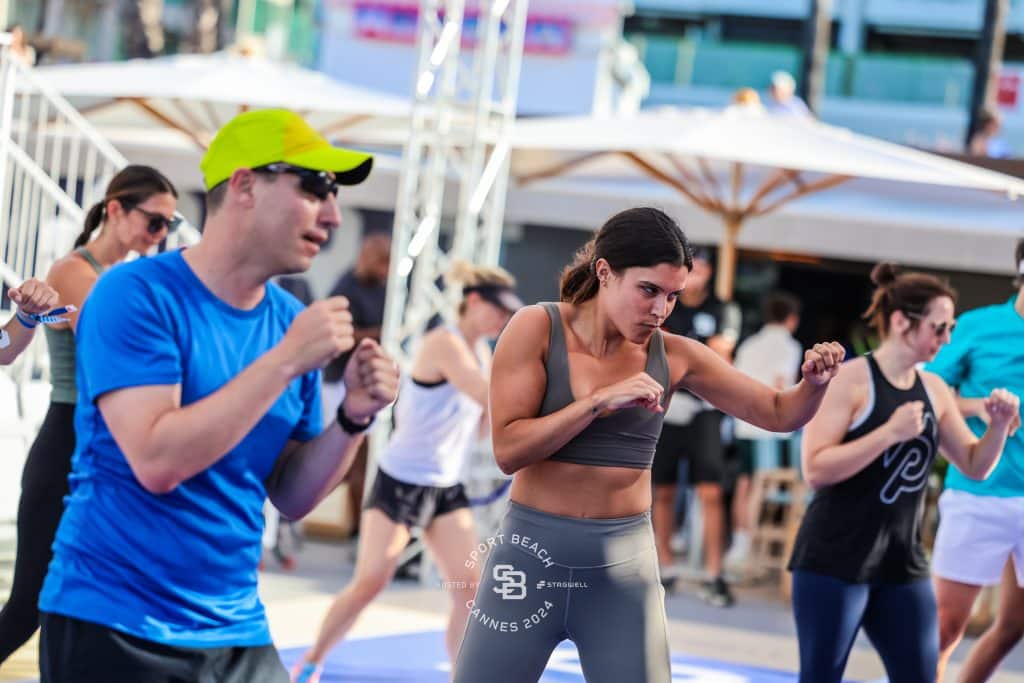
{"left": 252, "top": 163, "right": 339, "bottom": 201}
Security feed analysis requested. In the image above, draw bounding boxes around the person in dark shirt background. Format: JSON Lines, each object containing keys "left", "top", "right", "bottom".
{"left": 275, "top": 275, "right": 315, "bottom": 307}
{"left": 323, "top": 232, "right": 392, "bottom": 535}
{"left": 652, "top": 247, "right": 741, "bottom": 607}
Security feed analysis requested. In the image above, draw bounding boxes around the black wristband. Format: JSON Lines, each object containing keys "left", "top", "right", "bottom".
{"left": 336, "top": 402, "right": 374, "bottom": 435}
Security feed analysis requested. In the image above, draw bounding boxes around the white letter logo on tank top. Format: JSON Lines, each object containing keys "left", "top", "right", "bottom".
{"left": 879, "top": 412, "right": 937, "bottom": 505}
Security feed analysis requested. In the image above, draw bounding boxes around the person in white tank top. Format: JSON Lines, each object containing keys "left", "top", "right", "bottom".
{"left": 293, "top": 261, "right": 523, "bottom": 683}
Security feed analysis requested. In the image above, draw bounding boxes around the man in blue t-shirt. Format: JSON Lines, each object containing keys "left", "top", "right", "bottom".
{"left": 928, "top": 239, "right": 1024, "bottom": 683}
{"left": 37, "top": 109, "right": 400, "bottom": 682}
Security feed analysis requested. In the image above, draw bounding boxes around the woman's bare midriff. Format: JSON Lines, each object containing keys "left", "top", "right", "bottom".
{"left": 509, "top": 459, "right": 652, "bottom": 518}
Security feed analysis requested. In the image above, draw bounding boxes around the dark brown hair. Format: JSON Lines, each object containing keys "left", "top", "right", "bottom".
{"left": 76, "top": 165, "right": 177, "bottom": 248}
{"left": 205, "top": 182, "right": 228, "bottom": 215}
{"left": 862, "top": 262, "right": 957, "bottom": 336}
{"left": 764, "top": 290, "right": 801, "bottom": 324}
{"left": 559, "top": 207, "right": 692, "bottom": 304}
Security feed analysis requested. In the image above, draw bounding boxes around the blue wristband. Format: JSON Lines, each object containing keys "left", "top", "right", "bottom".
{"left": 14, "top": 305, "right": 76, "bottom": 327}
{"left": 15, "top": 310, "right": 37, "bottom": 329}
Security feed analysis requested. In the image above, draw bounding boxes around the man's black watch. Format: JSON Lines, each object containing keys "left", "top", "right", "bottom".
{"left": 336, "top": 402, "right": 374, "bottom": 435}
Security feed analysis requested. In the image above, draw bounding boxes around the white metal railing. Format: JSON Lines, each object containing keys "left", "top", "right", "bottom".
{"left": 0, "top": 36, "right": 201, "bottom": 589}
{"left": 374, "top": 0, "right": 528, "bottom": 584}
{"left": 0, "top": 39, "right": 128, "bottom": 298}
{"left": 0, "top": 38, "right": 133, "bottom": 406}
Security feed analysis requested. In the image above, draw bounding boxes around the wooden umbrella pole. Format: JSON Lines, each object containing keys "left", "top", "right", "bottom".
{"left": 731, "top": 161, "right": 743, "bottom": 208}
{"left": 715, "top": 214, "right": 742, "bottom": 302}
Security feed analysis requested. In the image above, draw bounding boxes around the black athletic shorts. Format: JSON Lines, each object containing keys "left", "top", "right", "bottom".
{"left": 652, "top": 410, "right": 724, "bottom": 486}
{"left": 39, "top": 612, "right": 287, "bottom": 683}
{"left": 364, "top": 468, "right": 470, "bottom": 530}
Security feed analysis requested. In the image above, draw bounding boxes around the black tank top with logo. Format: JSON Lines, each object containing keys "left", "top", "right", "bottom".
{"left": 788, "top": 354, "right": 938, "bottom": 584}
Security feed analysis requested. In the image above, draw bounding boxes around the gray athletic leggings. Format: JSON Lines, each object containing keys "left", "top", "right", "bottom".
{"left": 453, "top": 501, "right": 671, "bottom": 683}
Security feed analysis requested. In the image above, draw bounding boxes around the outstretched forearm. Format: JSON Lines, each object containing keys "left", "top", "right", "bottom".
{"left": 493, "top": 394, "right": 601, "bottom": 475}
{"left": 0, "top": 317, "right": 35, "bottom": 365}
{"left": 266, "top": 422, "right": 364, "bottom": 520}
{"left": 760, "top": 380, "right": 829, "bottom": 433}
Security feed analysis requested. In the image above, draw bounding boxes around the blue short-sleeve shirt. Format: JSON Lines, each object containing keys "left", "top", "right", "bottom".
{"left": 927, "top": 297, "right": 1024, "bottom": 498}
{"left": 39, "top": 250, "right": 322, "bottom": 647}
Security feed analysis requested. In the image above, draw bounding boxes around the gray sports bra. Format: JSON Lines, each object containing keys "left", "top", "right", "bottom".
{"left": 539, "top": 302, "right": 671, "bottom": 470}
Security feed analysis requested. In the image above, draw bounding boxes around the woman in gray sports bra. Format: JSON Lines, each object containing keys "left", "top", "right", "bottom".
{"left": 452, "top": 207, "right": 846, "bottom": 683}
{"left": 0, "top": 165, "right": 179, "bottom": 665}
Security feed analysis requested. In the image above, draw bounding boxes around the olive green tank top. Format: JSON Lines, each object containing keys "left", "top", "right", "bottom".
{"left": 44, "top": 247, "right": 104, "bottom": 404}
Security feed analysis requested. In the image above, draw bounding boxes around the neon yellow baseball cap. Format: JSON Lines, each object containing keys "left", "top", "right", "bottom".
{"left": 200, "top": 109, "right": 374, "bottom": 190}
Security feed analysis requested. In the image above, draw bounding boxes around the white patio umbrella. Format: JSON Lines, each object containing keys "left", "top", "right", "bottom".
{"left": 29, "top": 52, "right": 411, "bottom": 149}
{"left": 511, "top": 106, "right": 1024, "bottom": 299}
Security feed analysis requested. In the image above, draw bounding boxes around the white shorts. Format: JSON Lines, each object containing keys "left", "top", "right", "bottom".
{"left": 932, "top": 489, "right": 1024, "bottom": 587}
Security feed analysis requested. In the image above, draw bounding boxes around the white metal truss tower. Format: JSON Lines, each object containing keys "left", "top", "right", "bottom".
{"left": 375, "top": 0, "right": 528, "bottom": 438}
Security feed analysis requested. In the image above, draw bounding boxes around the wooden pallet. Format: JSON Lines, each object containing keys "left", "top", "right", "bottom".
{"left": 743, "top": 468, "right": 808, "bottom": 599}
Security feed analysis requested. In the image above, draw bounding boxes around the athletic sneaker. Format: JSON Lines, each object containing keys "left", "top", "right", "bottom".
{"left": 698, "top": 576, "right": 735, "bottom": 608}
{"left": 291, "top": 661, "right": 322, "bottom": 683}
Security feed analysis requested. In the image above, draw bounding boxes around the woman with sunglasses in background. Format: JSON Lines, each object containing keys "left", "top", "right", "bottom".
{"left": 0, "top": 164, "right": 179, "bottom": 665}
{"left": 788, "top": 262, "right": 1019, "bottom": 683}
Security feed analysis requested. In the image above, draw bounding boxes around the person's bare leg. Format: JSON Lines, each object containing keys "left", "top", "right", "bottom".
{"left": 697, "top": 482, "right": 725, "bottom": 578}
{"left": 959, "top": 559, "right": 1024, "bottom": 683}
{"left": 422, "top": 507, "right": 480, "bottom": 665}
{"left": 653, "top": 483, "right": 678, "bottom": 569}
{"left": 302, "top": 509, "right": 411, "bottom": 665}
{"left": 343, "top": 442, "right": 368, "bottom": 535}
{"left": 732, "top": 474, "right": 752, "bottom": 535}
{"left": 934, "top": 575, "right": 984, "bottom": 682}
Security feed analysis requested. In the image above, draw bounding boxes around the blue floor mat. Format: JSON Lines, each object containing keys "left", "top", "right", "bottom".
{"left": 279, "top": 630, "right": 874, "bottom": 682}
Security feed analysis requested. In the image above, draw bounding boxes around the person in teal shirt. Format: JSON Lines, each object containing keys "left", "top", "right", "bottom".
{"left": 928, "top": 239, "right": 1024, "bottom": 683}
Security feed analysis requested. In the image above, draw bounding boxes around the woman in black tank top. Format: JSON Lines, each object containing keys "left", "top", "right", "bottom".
{"left": 789, "top": 263, "right": 1019, "bottom": 683}
{"left": 453, "top": 208, "right": 848, "bottom": 683}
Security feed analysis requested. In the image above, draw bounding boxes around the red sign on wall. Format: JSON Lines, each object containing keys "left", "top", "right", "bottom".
{"left": 997, "top": 71, "right": 1020, "bottom": 110}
